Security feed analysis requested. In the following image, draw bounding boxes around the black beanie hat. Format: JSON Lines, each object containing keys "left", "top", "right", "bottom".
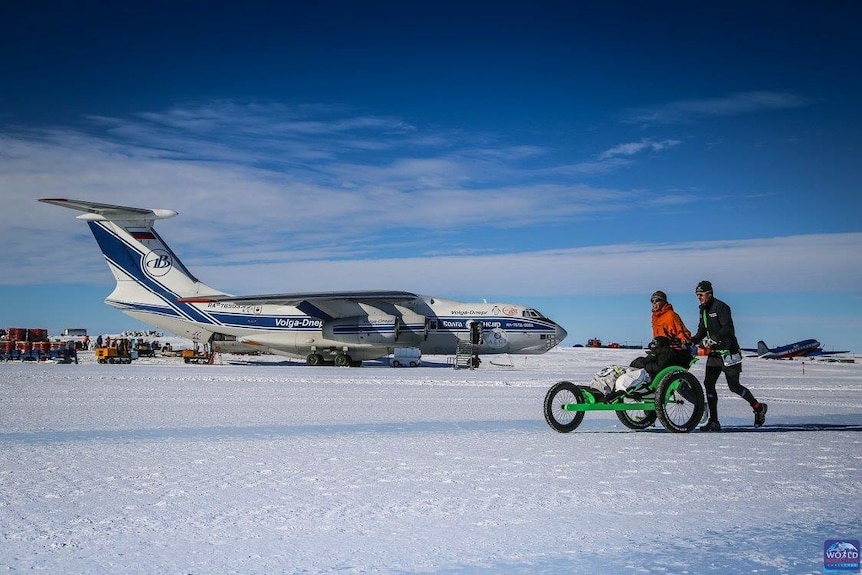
{"left": 695, "top": 280, "right": 713, "bottom": 294}
{"left": 651, "top": 290, "right": 667, "bottom": 302}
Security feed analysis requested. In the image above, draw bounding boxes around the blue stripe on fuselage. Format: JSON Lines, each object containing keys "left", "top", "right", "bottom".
{"left": 434, "top": 317, "right": 556, "bottom": 333}
{"left": 205, "top": 313, "right": 323, "bottom": 330}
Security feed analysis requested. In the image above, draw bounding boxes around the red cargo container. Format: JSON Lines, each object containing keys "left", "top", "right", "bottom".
{"left": 7, "top": 328, "right": 27, "bottom": 341}
{"left": 28, "top": 328, "right": 49, "bottom": 342}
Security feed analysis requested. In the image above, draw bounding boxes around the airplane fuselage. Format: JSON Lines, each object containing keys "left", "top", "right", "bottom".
{"left": 760, "top": 339, "right": 821, "bottom": 359}
{"left": 116, "top": 295, "right": 562, "bottom": 361}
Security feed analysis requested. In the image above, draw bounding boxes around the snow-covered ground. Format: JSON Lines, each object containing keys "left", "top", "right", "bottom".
{"left": 2, "top": 348, "right": 860, "bottom": 574}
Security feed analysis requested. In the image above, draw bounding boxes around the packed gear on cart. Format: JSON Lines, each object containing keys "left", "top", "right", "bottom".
{"left": 587, "top": 336, "right": 691, "bottom": 401}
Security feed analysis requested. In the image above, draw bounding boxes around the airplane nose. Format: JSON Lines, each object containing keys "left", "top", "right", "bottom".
{"left": 555, "top": 322, "right": 568, "bottom": 344}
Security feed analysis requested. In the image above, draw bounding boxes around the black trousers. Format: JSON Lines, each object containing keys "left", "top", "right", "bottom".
{"left": 703, "top": 362, "right": 758, "bottom": 422}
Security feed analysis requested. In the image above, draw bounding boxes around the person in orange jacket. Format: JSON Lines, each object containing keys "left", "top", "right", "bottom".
{"left": 650, "top": 290, "right": 691, "bottom": 346}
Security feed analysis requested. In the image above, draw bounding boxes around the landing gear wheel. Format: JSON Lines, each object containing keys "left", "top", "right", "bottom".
{"left": 306, "top": 353, "right": 324, "bottom": 366}
{"left": 543, "top": 381, "right": 585, "bottom": 433}
{"left": 616, "top": 399, "right": 657, "bottom": 430}
{"left": 655, "top": 371, "right": 705, "bottom": 433}
{"left": 334, "top": 354, "right": 352, "bottom": 367}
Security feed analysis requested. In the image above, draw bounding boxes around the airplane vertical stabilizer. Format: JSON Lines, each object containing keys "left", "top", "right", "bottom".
{"left": 40, "top": 199, "right": 227, "bottom": 339}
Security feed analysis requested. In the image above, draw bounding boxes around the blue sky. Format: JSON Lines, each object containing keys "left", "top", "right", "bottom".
{"left": 2, "top": 1, "right": 861, "bottom": 351}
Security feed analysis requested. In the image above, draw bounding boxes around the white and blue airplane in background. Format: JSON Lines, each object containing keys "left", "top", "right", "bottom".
{"left": 746, "top": 339, "right": 850, "bottom": 360}
{"left": 40, "top": 198, "right": 567, "bottom": 366}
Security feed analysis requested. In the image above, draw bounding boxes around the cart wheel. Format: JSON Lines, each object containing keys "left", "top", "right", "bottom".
{"left": 655, "top": 371, "right": 705, "bottom": 433}
{"left": 616, "top": 399, "right": 657, "bottom": 430}
{"left": 543, "top": 381, "right": 586, "bottom": 433}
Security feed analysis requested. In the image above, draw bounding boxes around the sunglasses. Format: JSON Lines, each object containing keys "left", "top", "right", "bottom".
{"left": 650, "top": 298, "right": 664, "bottom": 303}
{"left": 695, "top": 292, "right": 711, "bottom": 297}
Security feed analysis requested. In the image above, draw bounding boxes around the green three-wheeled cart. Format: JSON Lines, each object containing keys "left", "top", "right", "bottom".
{"left": 544, "top": 362, "right": 706, "bottom": 433}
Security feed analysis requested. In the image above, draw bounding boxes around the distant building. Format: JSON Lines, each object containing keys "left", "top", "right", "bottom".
{"left": 62, "top": 328, "right": 88, "bottom": 337}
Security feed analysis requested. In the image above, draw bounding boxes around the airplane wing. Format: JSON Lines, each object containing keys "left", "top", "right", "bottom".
{"left": 179, "top": 291, "right": 422, "bottom": 321}
{"left": 805, "top": 349, "right": 851, "bottom": 357}
{"left": 180, "top": 291, "right": 420, "bottom": 306}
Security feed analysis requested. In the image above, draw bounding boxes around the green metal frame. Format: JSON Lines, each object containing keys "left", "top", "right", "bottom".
{"left": 563, "top": 361, "right": 696, "bottom": 413}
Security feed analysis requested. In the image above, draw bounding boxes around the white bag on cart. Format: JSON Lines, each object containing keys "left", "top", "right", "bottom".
{"left": 588, "top": 365, "right": 626, "bottom": 395}
{"left": 613, "top": 367, "right": 649, "bottom": 393}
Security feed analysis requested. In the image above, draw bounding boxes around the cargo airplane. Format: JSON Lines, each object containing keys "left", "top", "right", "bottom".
{"left": 40, "top": 198, "right": 567, "bottom": 366}
{"left": 746, "top": 339, "right": 850, "bottom": 360}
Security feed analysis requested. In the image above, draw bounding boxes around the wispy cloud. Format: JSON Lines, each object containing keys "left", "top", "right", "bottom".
{"left": 597, "top": 139, "right": 681, "bottom": 161}
{"left": 2, "top": 102, "right": 681, "bottom": 269}
{"left": 11, "top": 101, "right": 846, "bottom": 302}
{"left": 624, "top": 91, "right": 807, "bottom": 126}
{"left": 165, "top": 233, "right": 862, "bottom": 300}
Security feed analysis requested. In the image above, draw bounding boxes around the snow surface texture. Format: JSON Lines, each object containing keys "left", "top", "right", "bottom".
{"left": 2, "top": 348, "right": 860, "bottom": 574}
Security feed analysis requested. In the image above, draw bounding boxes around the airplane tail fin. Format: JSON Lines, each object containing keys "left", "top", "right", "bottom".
{"left": 756, "top": 340, "right": 771, "bottom": 356}
{"left": 40, "top": 199, "right": 227, "bottom": 335}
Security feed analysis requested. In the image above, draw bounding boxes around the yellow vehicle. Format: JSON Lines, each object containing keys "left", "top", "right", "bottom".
{"left": 95, "top": 346, "right": 132, "bottom": 364}
{"left": 181, "top": 348, "right": 213, "bottom": 364}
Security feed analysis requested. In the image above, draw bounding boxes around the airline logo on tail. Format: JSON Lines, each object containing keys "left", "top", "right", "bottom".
{"left": 144, "top": 251, "right": 173, "bottom": 276}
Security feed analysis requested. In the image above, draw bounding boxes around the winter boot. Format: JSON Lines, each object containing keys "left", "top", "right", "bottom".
{"left": 700, "top": 420, "right": 721, "bottom": 432}
{"left": 754, "top": 403, "right": 768, "bottom": 427}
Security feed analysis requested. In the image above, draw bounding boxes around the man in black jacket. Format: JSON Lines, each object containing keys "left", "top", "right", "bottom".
{"left": 691, "top": 280, "right": 767, "bottom": 431}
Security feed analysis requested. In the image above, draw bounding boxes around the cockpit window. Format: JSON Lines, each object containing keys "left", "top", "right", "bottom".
{"left": 522, "top": 308, "right": 547, "bottom": 320}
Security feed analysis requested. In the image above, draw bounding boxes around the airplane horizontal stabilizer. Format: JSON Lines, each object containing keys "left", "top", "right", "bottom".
{"left": 39, "top": 198, "right": 177, "bottom": 221}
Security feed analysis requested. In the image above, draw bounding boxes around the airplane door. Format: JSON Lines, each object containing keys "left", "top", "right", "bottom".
{"left": 468, "top": 320, "right": 483, "bottom": 345}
